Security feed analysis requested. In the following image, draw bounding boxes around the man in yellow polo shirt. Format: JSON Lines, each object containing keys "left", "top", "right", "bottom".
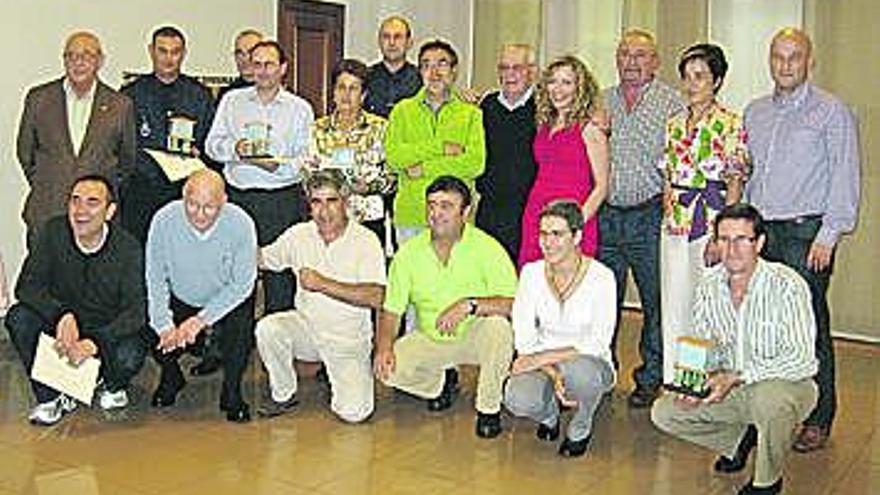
{"left": 374, "top": 175, "right": 516, "bottom": 439}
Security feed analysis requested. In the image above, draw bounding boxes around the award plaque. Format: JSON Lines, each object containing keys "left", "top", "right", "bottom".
{"left": 166, "top": 114, "right": 196, "bottom": 155}
{"left": 241, "top": 121, "right": 272, "bottom": 158}
{"left": 663, "top": 336, "right": 713, "bottom": 398}
{"left": 330, "top": 147, "right": 356, "bottom": 170}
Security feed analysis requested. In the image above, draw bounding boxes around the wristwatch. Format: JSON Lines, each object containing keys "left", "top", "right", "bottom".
{"left": 466, "top": 298, "right": 478, "bottom": 315}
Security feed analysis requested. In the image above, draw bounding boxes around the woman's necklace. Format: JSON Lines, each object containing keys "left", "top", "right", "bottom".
{"left": 549, "top": 255, "right": 583, "bottom": 301}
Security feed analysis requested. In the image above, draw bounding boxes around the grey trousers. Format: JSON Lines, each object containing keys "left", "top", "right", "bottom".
{"left": 651, "top": 378, "right": 817, "bottom": 486}
{"left": 504, "top": 355, "right": 614, "bottom": 442}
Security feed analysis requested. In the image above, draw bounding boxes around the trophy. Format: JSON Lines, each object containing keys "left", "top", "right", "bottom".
{"left": 664, "top": 336, "right": 713, "bottom": 398}
{"left": 241, "top": 121, "right": 272, "bottom": 158}
{"left": 166, "top": 114, "right": 196, "bottom": 155}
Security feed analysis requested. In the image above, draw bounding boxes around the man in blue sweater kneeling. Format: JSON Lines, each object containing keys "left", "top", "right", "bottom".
{"left": 145, "top": 169, "right": 257, "bottom": 422}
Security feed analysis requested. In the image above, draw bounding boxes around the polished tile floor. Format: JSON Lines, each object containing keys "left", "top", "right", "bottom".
{"left": 0, "top": 312, "right": 877, "bottom": 495}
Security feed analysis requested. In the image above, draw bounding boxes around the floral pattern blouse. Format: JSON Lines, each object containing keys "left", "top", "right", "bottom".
{"left": 308, "top": 111, "right": 396, "bottom": 222}
{"left": 660, "top": 104, "right": 749, "bottom": 240}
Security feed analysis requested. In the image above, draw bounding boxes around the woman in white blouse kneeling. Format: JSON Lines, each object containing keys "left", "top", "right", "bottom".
{"left": 504, "top": 199, "right": 617, "bottom": 458}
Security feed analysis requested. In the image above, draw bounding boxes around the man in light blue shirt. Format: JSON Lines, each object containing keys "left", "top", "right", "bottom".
{"left": 145, "top": 169, "right": 257, "bottom": 423}
{"left": 744, "top": 28, "right": 860, "bottom": 452}
{"left": 206, "top": 40, "right": 313, "bottom": 314}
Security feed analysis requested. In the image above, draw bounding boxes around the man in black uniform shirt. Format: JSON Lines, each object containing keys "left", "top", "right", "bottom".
{"left": 5, "top": 175, "right": 146, "bottom": 426}
{"left": 364, "top": 16, "right": 421, "bottom": 118}
{"left": 475, "top": 44, "right": 539, "bottom": 262}
{"left": 121, "top": 25, "right": 216, "bottom": 244}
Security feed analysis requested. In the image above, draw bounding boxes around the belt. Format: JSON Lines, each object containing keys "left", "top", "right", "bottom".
{"left": 606, "top": 194, "right": 662, "bottom": 211}
{"left": 227, "top": 182, "right": 303, "bottom": 194}
{"left": 766, "top": 214, "right": 822, "bottom": 225}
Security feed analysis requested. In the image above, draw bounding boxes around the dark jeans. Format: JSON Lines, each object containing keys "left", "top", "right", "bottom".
{"left": 597, "top": 198, "right": 663, "bottom": 389}
{"left": 228, "top": 184, "right": 306, "bottom": 315}
{"left": 762, "top": 217, "right": 836, "bottom": 430}
{"left": 5, "top": 304, "right": 147, "bottom": 403}
{"left": 145, "top": 294, "right": 255, "bottom": 409}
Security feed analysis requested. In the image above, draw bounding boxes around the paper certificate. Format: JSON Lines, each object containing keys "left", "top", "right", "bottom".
{"left": 31, "top": 333, "right": 100, "bottom": 404}
{"left": 145, "top": 149, "right": 207, "bottom": 182}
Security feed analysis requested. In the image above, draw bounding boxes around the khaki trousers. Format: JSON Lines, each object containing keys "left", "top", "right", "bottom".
{"left": 652, "top": 378, "right": 817, "bottom": 486}
{"left": 382, "top": 316, "right": 513, "bottom": 414}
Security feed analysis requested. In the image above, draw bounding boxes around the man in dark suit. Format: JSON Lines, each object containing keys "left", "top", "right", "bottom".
{"left": 16, "top": 31, "right": 136, "bottom": 250}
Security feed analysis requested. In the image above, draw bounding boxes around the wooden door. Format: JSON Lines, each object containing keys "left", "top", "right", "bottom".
{"left": 277, "top": 0, "right": 345, "bottom": 117}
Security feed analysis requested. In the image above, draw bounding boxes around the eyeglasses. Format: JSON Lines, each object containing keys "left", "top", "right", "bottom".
{"left": 252, "top": 60, "right": 280, "bottom": 70}
{"left": 420, "top": 59, "right": 452, "bottom": 71}
{"left": 64, "top": 51, "right": 99, "bottom": 63}
{"left": 715, "top": 235, "right": 757, "bottom": 247}
{"left": 497, "top": 63, "right": 530, "bottom": 73}
{"left": 539, "top": 228, "right": 575, "bottom": 240}
{"left": 617, "top": 50, "right": 653, "bottom": 61}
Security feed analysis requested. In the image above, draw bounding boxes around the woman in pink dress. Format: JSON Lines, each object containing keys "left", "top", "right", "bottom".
{"left": 518, "top": 55, "right": 609, "bottom": 269}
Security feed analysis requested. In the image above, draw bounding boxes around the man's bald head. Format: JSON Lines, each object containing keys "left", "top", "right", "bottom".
{"left": 769, "top": 27, "right": 813, "bottom": 95}
{"left": 771, "top": 27, "right": 812, "bottom": 59}
{"left": 183, "top": 170, "right": 227, "bottom": 232}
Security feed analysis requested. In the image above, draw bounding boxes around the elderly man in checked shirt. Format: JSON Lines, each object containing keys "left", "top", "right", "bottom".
{"left": 652, "top": 204, "right": 817, "bottom": 495}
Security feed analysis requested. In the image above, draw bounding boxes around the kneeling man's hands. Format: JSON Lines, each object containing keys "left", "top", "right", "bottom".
{"left": 298, "top": 268, "right": 327, "bottom": 293}
{"left": 703, "top": 372, "right": 741, "bottom": 404}
{"left": 373, "top": 346, "right": 396, "bottom": 381}
{"left": 67, "top": 338, "right": 98, "bottom": 366}
{"left": 435, "top": 299, "right": 469, "bottom": 335}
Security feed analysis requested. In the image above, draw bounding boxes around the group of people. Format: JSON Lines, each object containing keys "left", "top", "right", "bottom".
{"left": 3, "top": 13, "right": 860, "bottom": 495}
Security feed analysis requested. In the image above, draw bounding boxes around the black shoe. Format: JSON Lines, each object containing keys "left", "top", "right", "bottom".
{"left": 151, "top": 369, "right": 185, "bottom": 408}
{"left": 190, "top": 356, "right": 222, "bottom": 377}
{"left": 558, "top": 435, "right": 590, "bottom": 457}
{"left": 627, "top": 385, "right": 659, "bottom": 408}
{"left": 536, "top": 421, "right": 560, "bottom": 442}
{"left": 427, "top": 369, "right": 459, "bottom": 412}
{"left": 475, "top": 412, "right": 502, "bottom": 439}
{"left": 715, "top": 425, "right": 758, "bottom": 473}
{"left": 223, "top": 402, "right": 252, "bottom": 423}
{"left": 315, "top": 364, "right": 329, "bottom": 385}
{"left": 737, "top": 478, "right": 782, "bottom": 495}
{"left": 257, "top": 395, "right": 299, "bottom": 418}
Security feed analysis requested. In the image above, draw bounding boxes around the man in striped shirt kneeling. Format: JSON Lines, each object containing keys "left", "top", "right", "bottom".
{"left": 652, "top": 203, "right": 817, "bottom": 495}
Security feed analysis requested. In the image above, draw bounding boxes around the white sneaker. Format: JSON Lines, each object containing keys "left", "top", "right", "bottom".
{"left": 97, "top": 389, "right": 129, "bottom": 410}
{"left": 28, "top": 395, "right": 77, "bottom": 426}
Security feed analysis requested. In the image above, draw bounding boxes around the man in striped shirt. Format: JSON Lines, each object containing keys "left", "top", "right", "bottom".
{"left": 652, "top": 204, "right": 817, "bottom": 495}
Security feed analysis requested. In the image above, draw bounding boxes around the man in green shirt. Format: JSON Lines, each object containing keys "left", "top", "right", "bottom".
{"left": 374, "top": 176, "right": 515, "bottom": 438}
{"left": 384, "top": 40, "right": 485, "bottom": 244}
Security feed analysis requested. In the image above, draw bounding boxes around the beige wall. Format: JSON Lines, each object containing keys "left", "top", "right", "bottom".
{"left": 472, "top": 0, "right": 542, "bottom": 89}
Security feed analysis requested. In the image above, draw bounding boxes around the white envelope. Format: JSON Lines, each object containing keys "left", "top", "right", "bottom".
{"left": 31, "top": 333, "right": 100, "bottom": 404}
{"left": 145, "top": 148, "right": 207, "bottom": 182}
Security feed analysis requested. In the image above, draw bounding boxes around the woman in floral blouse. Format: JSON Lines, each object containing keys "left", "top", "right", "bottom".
{"left": 659, "top": 43, "right": 749, "bottom": 384}
{"left": 307, "top": 59, "right": 396, "bottom": 252}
